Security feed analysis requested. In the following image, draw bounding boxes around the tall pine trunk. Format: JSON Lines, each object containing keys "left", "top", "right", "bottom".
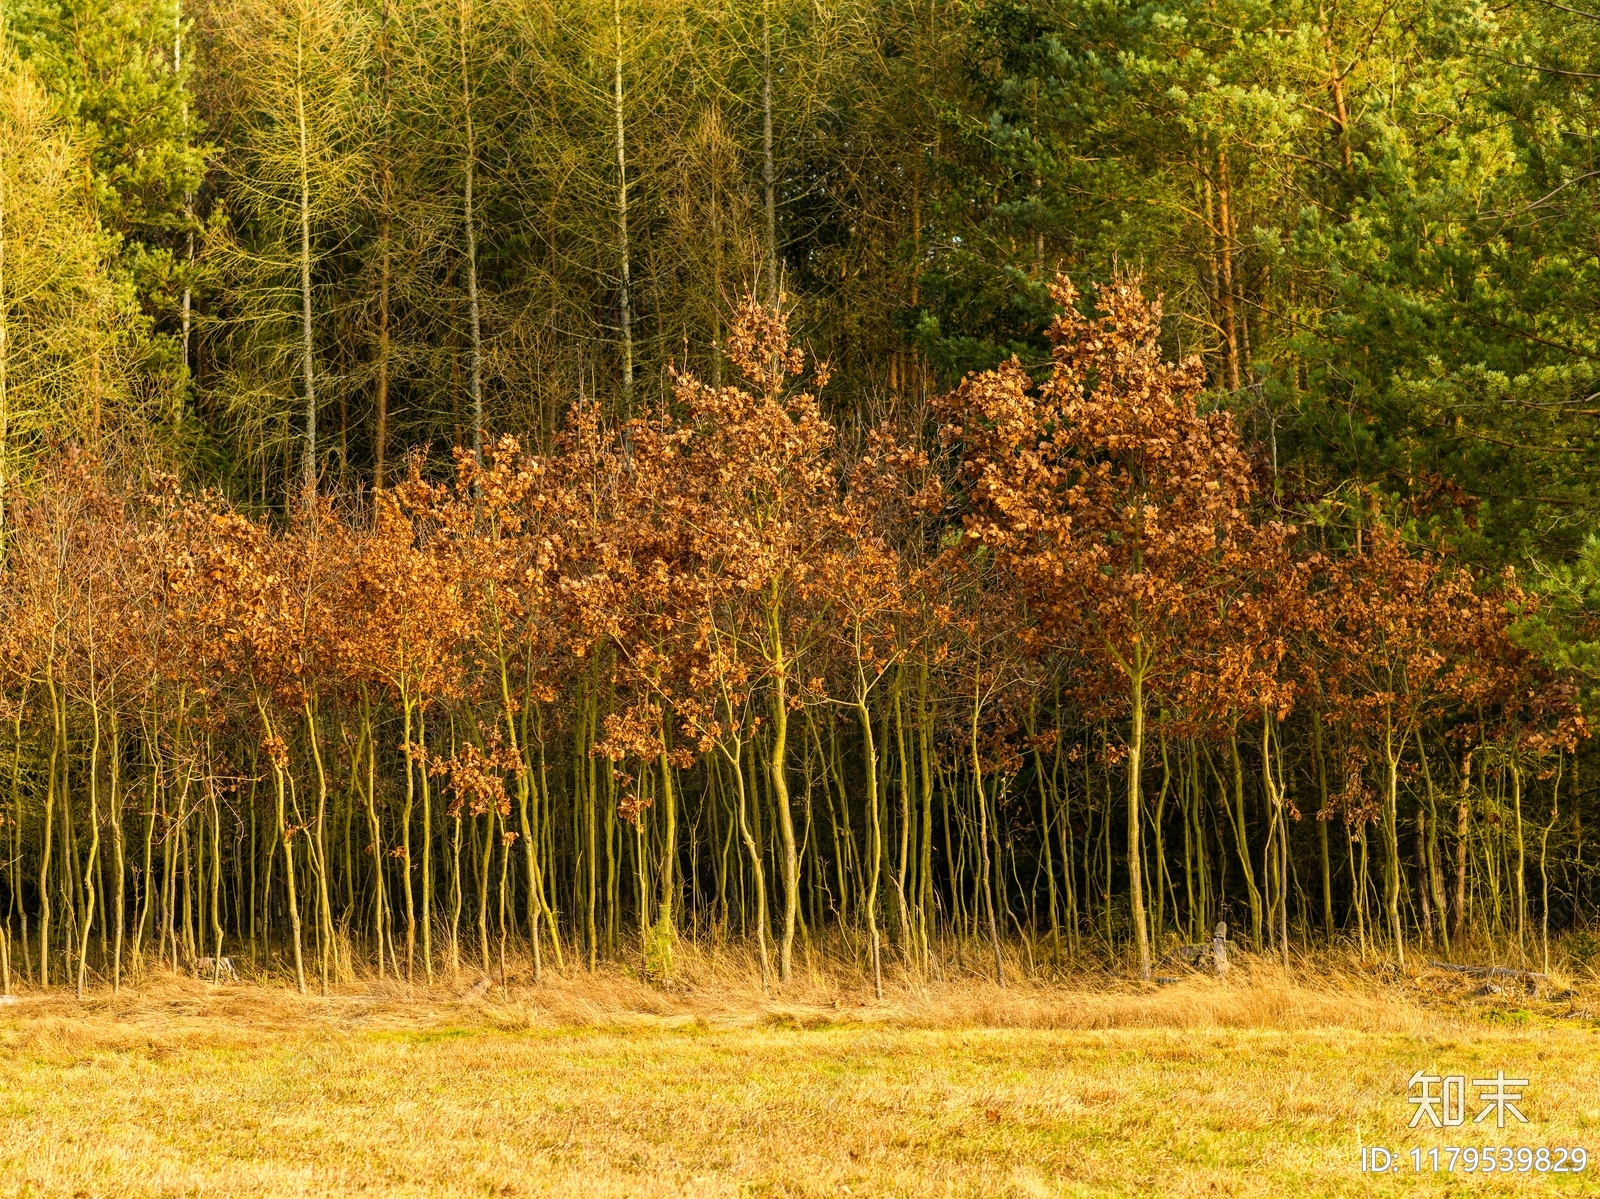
{"left": 612, "top": 0, "right": 633, "bottom": 404}
{"left": 374, "top": 0, "right": 392, "bottom": 488}
{"left": 459, "top": 0, "right": 483, "bottom": 463}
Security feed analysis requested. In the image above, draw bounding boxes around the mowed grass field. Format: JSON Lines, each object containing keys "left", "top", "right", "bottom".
{"left": 3, "top": 960, "right": 1600, "bottom": 1197}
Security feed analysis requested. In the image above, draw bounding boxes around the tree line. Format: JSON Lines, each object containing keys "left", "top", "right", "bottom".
{"left": 7, "top": 0, "right": 1600, "bottom": 550}
{"left": 0, "top": 283, "right": 1586, "bottom": 994}
{"left": 5, "top": 0, "right": 1600, "bottom": 990}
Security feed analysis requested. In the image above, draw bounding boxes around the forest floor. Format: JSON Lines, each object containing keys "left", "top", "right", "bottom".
{"left": 1, "top": 953, "right": 1599, "bottom": 1197}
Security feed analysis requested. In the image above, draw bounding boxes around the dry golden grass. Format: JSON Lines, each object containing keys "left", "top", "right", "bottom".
{"left": 3, "top": 950, "right": 1600, "bottom": 1196}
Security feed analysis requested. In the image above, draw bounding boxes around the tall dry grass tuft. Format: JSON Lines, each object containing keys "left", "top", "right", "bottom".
{"left": 0, "top": 936, "right": 1482, "bottom": 1057}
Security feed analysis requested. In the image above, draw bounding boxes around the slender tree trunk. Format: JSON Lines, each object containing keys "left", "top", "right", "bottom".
{"left": 762, "top": 2, "right": 778, "bottom": 309}
{"left": 360, "top": 718, "right": 389, "bottom": 977}
{"left": 1414, "top": 729, "right": 1449, "bottom": 956}
{"left": 132, "top": 724, "right": 156, "bottom": 974}
{"left": 1215, "top": 147, "right": 1240, "bottom": 393}
{"left": 768, "top": 606, "right": 798, "bottom": 983}
{"left": 532, "top": 716, "right": 562, "bottom": 972}
{"left": 967, "top": 663, "right": 1004, "bottom": 986}
{"left": 76, "top": 699, "right": 103, "bottom": 998}
{"left": 175, "top": 0, "right": 194, "bottom": 388}
{"left": 277, "top": 769, "right": 306, "bottom": 994}
{"left": 303, "top": 704, "right": 335, "bottom": 991}
{"left": 612, "top": 0, "right": 633, "bottom": 404}
{"left": 40, "top": 678, "right": 59, "bottom": 987}
{"left": 1355, "top": 824, "right": 1369, "bottom": 959}
{"left": 1126, "top": 662, "right": 1150, "bottom": 980}
{"left": 209, "top": 788, "right": 224, "bottom": 979}
{"left": 917, "top": 663, "right": 935, "bottom": 968}
{"left": 399, "top": 697, "right": 416, "bottom": 979}
{"left": 1312, "top": 709, "right": 1333, "bottom": 937}
{"left": 422, "top": 712, "right": 439, "bottom": 979}
{"left": 0, "top": 70, "right": 10, "bottom": 536}
{"left": 1540, "top": 763, "right": 1560, "bottom": 975}
{"left": 891, "top": 680, "right": 914, "bottom": 969}
{"left": 584, "top": 698, "right": 598, "bottom": 969}
{"left": 255, "top": 698, "right": 305, "bottom": 993}
{"left": 1452, "top": 749, "right": 1471, "bottom": 949}
{"left": 1151, "top": 725, "right": 1171, "bottom": 949}
{"left": 1511, "top": 758, "right": 1527, "bottom": 964}
{"left": 859, "top": 697, "right": 886, "bottom": 997}
{"left": 656, "top": 737, "right": 678, "bottom": 963}
{"left": 110, "top": 714, "right": 125, "bottom": 991}
{"left": 247, "top": 776, "right": 257, "bottom": 967}
{"left": 1381, "top": 715, "right": 1405, "bottom": 967}
{"left": 1321, "top": 12, "right": 1355, "bottom": 174}
{"left": 477, "top": 807, "right": 493, "bottom": 973}
{"left": 449, "top": 809, "right": 462, "bottom": 975}
{"left": 1034, "top": 731, "right": 1060, "bottom": 970}
{"left": 1415, "top": 808, "right": 1432, "bottom": 947}
{"left": 1222, "top": 735, "right": 1263, "bottom": 947}
{"left": 374, "top": 0, "right": 392, "bottom": 489}
{"left": 458, "top": 0, "right": 483, "bottom": 464}
{"left": 179, "top": 817, "right": 193, "bottom": 968}
{"left": 516, "top": 746, "right": 540, "bottom": 979}
{"left": 295, "top": 26, "right": 316, "bottom": 500}
{"left": 1260, "top": 713, "right": 1290, "bottom": 972}
{"left": 727, "top": 734, "right": 770, "bottom": 985}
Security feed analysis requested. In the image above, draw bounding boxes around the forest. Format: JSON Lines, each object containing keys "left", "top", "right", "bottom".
{"left": 3, "top": 0, "right": 1600, "bottom": 996}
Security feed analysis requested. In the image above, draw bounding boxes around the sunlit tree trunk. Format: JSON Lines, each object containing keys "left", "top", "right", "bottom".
{"left": 655, "top": 738, "right": 678, "bottom": 959}
{"left": 1380, "top": 712, "right": 1404, "bottom": 967}
{"left": 295, "top": 24, "right": 317, "bottom": 499}
{"left": 767, "top": 601, "right": 798, "bottom": 983}
{"left": 1452, "top": 749, "right": 1471, "bottom": 948}
{"left": 40, "top": 675, "right": 59, "bottom": 988}
{"left": 1259, "top": 711, "right": 1289, "bottom": 972}
{"left": 891, "top": 679, "right": 913, "bottom": 969}
{"left": 967, "top": 659, "right": 1003, "bottom": 987}
{"left": 916, "top": 662, "right": 935, "bottom": 970}
{"left": 303, "top": 702, "right": 336, "bottom": 990}
{"left": 1511, "top": 757, "right": 1527, "bottom": 964}
{"left": 75, "top": 693, "right": 102, "bottom": 998}
{"left": 110, "top": 713, "right": 125, "bottom": 991}
{"left": 1125, "top": 653, "right": 1150, "bottom": 981}
{"left": 399, "top": 693, "right": 417, "bottom": 979}
{"left": 725, "top": 730, "right": 770, "bottom": 985}
{"left": 1312, "top": 709, "right": 1332, "bottom": 938}
{"left": 259, "top": 701, "right": 306, "bottom": 995}
{"left": 1222, "top": 734, "right": 1263, "bottom": 947}
{"left": 858, "top": 695, "right": 884, "bottom": 997}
